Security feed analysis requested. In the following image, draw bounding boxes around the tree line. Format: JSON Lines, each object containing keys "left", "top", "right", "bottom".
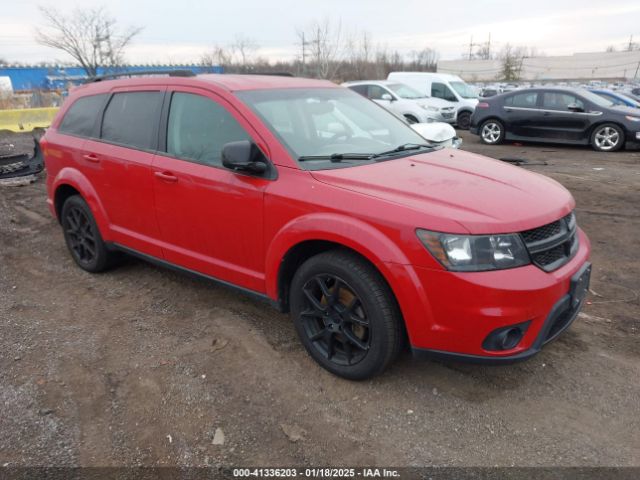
{"left": 33, "top": 8, "right": 438, "bottom": 82}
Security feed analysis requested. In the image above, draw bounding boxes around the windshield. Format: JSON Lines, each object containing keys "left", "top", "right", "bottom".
{"left": 386, "top": 83, "right": 426, "bottom": 99}
{"left": 236, "top": 88, "right": 430, "bottom": 170}
{"left": 450, "top": 81, "right": 477, "bottom": 99}
{"left": 578, "top": 89, "right": 614, "bottom": 107}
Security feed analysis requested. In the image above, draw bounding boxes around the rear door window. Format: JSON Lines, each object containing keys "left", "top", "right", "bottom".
{"left": 166, "top": 92, "right": 251, "bottom": 167}
{"left": 101, "top": 92, "right": 163, "bottom": 150}
{"left": 58, "top": 94, "right": 108, "bottom": 137}
{"left": 505, "top": 92, "right": 538, "bottom": 108}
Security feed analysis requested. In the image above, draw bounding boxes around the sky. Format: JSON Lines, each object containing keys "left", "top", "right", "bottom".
{"left": 1, "top": 0, "right": 640, "bottom": 65}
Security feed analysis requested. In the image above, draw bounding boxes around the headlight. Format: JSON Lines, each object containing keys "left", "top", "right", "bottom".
{"left": 422, "top": 105, "right": 439, "bottom": 112}
{"left": 625, "top": 115, "right": 640, "bottom": 122}
{"left": 416, "top": 230, "right": 530, "bottom": 271}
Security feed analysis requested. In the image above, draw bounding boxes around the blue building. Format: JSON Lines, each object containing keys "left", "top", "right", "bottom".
{"left": 0, "top": 64, "right": 223, "bottom": 92}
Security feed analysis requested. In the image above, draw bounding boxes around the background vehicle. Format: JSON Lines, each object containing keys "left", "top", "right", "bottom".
{"left": 470, "top": 87, "right": 640, "bottom": 152}
{"left": 590, "top": 89, "right": 640, "bottom": 109}
{"left": 43, "top": 74, "right": 590, "bottom": 380}
{"left": 387, "top": 72, "right": 479, "bottom": 129}
{"left": 343, "top": 80, "right": 456, "bottom": 124}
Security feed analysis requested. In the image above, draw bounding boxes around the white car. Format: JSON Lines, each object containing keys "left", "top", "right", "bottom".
{"left": 342, "top": 80, "right": 457, "bottom": 125}
{"left": 387, "top": 72, "right": 479, "bottom": 129}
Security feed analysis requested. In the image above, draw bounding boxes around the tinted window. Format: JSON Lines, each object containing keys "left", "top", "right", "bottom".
{"left": 166, "top": 92, "right": 251, "bottom": 167}
{"left": 348, "top": 85, "right": 368, "bottom": 96}
{"left": 101, "top": 92, "right": 163, "bottom": 150}
{"left": 58, "top": 94, "right": 107, "bottom": 137}
{"left": 542, "top": 92, "right": 584, "bottom": 111}
{"left": 432, "top": 83, "right": 456, "bottom": 101}
{"left": 505, "top": 92, "right": 538, "bottom": 108}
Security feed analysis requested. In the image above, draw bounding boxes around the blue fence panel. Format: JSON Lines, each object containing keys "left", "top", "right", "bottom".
{"left": 0, "top": 65, "right": 224, "bottom": 92}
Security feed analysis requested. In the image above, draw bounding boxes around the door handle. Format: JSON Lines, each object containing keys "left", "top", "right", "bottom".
{"left": 154, "top": 171, "right": 178, "bottom": 183}
{"left": 82, "top": 153, "right": 100, "bottom": 163}
{"left": 543, "top": 112, "right": 551, "bottom": 116}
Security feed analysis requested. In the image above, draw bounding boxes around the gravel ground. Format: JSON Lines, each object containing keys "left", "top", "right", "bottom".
{"left": 0, "top": 130, "right": 639, "bottom": 468}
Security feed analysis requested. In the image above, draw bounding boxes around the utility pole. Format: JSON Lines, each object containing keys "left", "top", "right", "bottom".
{"left": 468, "top": 35, "right": 473, "bottom": 60}
{"left": 628, "top": 35, "right": 633, "bottom": 51}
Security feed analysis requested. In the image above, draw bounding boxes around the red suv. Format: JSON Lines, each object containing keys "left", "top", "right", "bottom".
{"left": 42, "top": 73, "right": 591, "bottom": 379}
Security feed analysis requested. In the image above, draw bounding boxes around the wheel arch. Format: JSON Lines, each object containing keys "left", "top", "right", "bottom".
{"left": 52, "top": 168, "right": 111, "bottom": 238}
{"left": 588, "top": 120, "right": 628, "bottom": 140}
{"left": 266, "top": 213, "right": 411, "bottom": 313}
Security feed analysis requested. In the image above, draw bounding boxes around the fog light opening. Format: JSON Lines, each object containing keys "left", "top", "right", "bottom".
{"left": 499, "top": 328, "right": 523, "bottom": 350}
{"left": 482, "top": 321, "right": 530, "bottom": 352}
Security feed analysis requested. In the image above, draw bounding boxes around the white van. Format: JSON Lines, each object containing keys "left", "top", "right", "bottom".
{"left": 387, "top": 72, "right": 478, "bottom": 129}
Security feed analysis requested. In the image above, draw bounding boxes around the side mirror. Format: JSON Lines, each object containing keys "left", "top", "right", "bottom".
{"left": 222, "top": 140, "right": 268, "bottom": 175}
{"left": 381, "top": 93, "right": 394, "bottom": 101}
{"left": 567, "top": 103, "right": 584, "bottom": 112}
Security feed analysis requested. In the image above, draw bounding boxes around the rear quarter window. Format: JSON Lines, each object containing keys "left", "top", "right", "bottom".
{"left": 101, "top": 92, "right": 163, "bottom": 150}
{"left": 58, "top": 94, "right": 108, "bottom": 137}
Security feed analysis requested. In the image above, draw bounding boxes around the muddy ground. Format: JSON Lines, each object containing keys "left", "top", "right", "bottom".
{"left": 0, "top": 130, "right": 638, "bottom": 468}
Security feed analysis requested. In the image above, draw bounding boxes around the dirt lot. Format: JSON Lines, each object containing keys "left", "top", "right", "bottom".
{"left": 1, "top": 130, "right": 639, "bottom": 468}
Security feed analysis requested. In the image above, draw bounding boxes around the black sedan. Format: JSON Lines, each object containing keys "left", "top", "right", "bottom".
{"left": 470, "top": 87, "right": 640, "bottom": 152}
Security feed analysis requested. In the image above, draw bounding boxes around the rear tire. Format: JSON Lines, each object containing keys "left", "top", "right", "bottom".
{"left": 590, "top": 123, "right": 624, "bottom": 152}
{"left": 61, "top": 195, "right": 117, "bottom": 273}
{"left": 457, "top": 111, "right": 471, "bottom": 130}
{"left": 479, "top": 119, "right": 505, "bottom": 145}
{"left": 289, "top": 250, "right": 403, "bottom": 380}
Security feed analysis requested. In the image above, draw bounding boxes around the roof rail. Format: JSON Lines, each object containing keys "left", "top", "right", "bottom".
{"left": 85, "top": 69, "right": 196, "bottom": 83}
{"left": 235, "top": 72, "right": 294, "bottom": 77}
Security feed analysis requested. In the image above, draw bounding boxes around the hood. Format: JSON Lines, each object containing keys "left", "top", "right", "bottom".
{"left": 411, "top": 122, "right": 456, "bottom": 142}
{"left": 310, "top": 149, "right": 574, "bottom": 234}
{"left": 415, "top": 97, "right": 452, "bottom": 109}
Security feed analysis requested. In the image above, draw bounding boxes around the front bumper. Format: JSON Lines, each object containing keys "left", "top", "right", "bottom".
{"left": 413, "top": 262, "right": 591, "bottom": 364}
{"left": 384, "top": 228, "right": 591, "bottom": 361}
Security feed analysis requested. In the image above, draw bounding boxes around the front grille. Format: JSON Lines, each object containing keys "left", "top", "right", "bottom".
{"left": 520, "top": 213, "right": 578, "bottom": 272}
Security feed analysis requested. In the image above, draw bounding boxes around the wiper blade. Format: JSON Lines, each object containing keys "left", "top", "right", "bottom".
{"left": 298, "top": 153, "right": 375, "bottom": 162}
{"left": 372, "top": 143, "right": 434, "bottom": 158}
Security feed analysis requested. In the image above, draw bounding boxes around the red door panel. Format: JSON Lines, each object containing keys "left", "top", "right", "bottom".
{"left": 151, "top": 87, "right": 272, "bottom": 293}
{"left": 83, "top": 139, "right": 162, "bottom": 257}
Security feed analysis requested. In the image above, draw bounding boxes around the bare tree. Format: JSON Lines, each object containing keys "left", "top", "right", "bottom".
{"left": 201, "top": 45, "right": 232, "bottom": 67}
{"left": 36, "top": 6, "right": 142, "bottom": 77}
{"left": 497, "top": 44, "right": 530, "bottom": 81}
{"left": 301, "top": 18, "right": 344, "bottom": 79}
{"left": 231, "top": 34, "right": 258, "bottom": 68}
{"left": 408, "top": 48, "right": 438, "bottom": 71}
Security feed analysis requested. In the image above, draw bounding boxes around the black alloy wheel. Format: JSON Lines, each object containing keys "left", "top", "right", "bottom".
{"left": 290, "top": 250, "right": 403, "bottom": 380}
{"left": 300, "top": 274, "right": 371, "bottom": 366}
{"left": 61, "top": 195, "right": 116, "bottom": 272}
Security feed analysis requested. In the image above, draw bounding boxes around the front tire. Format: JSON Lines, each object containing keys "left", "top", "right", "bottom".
{"left": 457, "top": 111, "right": 471, "bottom": 130}
{"left": 61, "top": 195, "right": 117, "bottom": 273}
{"left": 290, "top": 250, "right": 403, "bottom": 380}
{"left": 479, "top": 119, "right": 505, "bottom": 145}
{"left": 590, "top": 123, "right": 624, "bottom": 152}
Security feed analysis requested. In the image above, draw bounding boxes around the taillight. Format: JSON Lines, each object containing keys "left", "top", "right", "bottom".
{"left": 477, "top": 102, "right": 490, "bottom": 108}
